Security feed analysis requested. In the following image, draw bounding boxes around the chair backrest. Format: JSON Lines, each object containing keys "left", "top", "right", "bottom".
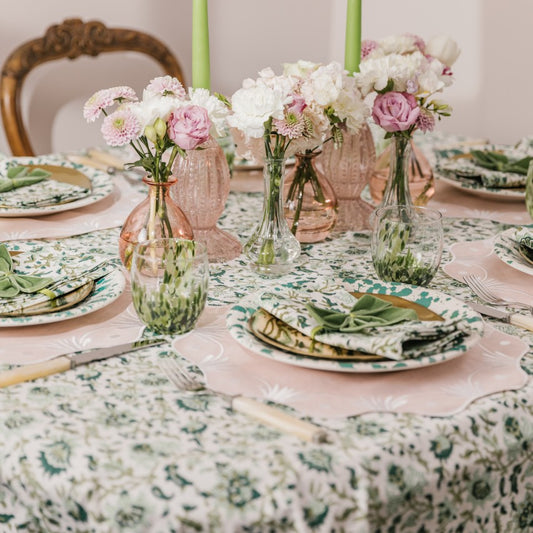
{"left": 0, "top": 18, "right": 185, "bottom": 156}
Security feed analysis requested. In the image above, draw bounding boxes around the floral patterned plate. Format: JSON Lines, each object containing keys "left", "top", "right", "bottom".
{"left": 435, "top": 172, "right": 525, "bottom": 200}
{"left": 227, "top": 279, "right": 484, "bottom": 373}
{"left": 493, "top": 228, "right": 533, "bottom": 276}
{"left": 0, "top": 268, "right": 126, "bottom": 327}
{"left": 0, "top": 157, "right": 114, "bottom": 217}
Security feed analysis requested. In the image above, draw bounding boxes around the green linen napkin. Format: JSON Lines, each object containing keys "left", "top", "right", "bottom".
{"left": 0, "top": 165, "right": 51, "bottom": 193}
{"left": 0, "top": 165, "right": 90, "bottom": 208}
{"left": 260, "top": 287, "right": 468, "bottom": 361}
{"left": 470, "top": 150, "right": 532, "bottom": 175}
{"left": 306, "top": 293, "right": 418, "bottom": 335}
{"left": 436, "top": 145, "right": 531, "bottom": 188}
{"left": 0, "top": 244, "right": 54, "bottom": 297}
{"left": 0, "top": 250, "right": 114, "bottom": 315}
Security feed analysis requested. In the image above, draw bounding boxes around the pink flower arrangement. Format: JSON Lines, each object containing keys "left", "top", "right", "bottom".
{"left": 356, "top": 33, "right": 460, "bottom": 140}
{"left": 83, "top": 77, "right": 228, "bottom": 182}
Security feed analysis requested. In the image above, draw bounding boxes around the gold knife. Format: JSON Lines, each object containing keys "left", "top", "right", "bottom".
{"left": 0, "top": 338, "right": 166, "bottom": 388}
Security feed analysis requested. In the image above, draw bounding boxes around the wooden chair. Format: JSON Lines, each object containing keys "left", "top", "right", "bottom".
{"left": 0, "top": 18, "right": 185, "bottom": 156}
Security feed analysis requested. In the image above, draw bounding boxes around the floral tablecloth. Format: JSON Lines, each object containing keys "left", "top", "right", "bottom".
{"left": 1, "top": 142, "right": 532, "bottom": 532}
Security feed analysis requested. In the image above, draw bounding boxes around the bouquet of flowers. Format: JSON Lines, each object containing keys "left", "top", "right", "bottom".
{"left": 229, "top": 62, "right": 369, "bottom": 246}
{"left": 83, "top": 75, "right": 229, "bottom": 182}
{"left": 355, "top": 34, "right": 460, "bottom": 206}
{"left": 83, "top": 76, "right": 229, "bottom": 268}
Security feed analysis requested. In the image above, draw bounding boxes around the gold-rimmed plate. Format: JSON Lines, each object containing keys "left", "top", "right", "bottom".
{"left": 228, "top": 280, "right": 484, "bottom": 373}
{"left": 0, "top": 158, "right": 114, "bottom": 217}
{"left": 0, "top": 280, "right": 95, "bottom": 317}
{"left": 248, "top": 292, "right": 444, "bottom": 362}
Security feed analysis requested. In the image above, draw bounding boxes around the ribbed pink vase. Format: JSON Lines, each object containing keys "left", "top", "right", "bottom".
{"left": 318, "top": 123, "right": 376, "bottom": 231}
{"left": 171, "top": 137, "right": 242, "bottom": 262}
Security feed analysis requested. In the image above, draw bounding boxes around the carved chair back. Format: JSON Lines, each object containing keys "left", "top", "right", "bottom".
{"left": 0, "top": 18, "right": 185, "bottom": 156}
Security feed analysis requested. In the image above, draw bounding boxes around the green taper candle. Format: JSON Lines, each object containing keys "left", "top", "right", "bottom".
{"left": 192, "top": 0, "right": 211, "bottom": 89}
{"left": 344, "top": 0, "right": 362, "bottom": 74}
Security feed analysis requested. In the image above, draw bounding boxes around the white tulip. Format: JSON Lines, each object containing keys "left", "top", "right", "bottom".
{"left": 425, "top": 35, "right": 461, "bottom": 67}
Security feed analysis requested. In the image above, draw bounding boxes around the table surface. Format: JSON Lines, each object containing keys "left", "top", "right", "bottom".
{"left": 1, "top": 135, "right": 532, "bottom": 533}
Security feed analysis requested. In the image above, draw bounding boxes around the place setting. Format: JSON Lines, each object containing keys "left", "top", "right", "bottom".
{"left": 0, "top": 240, "right": 126, "bottom": 328}
{"left": 0, "top": 155, "right": 115, "bottom": 217}
{"left": 493, "top": 225, "right": 533, "bottom": 276}
{"left": 434, "top": 140, "right": 533, "bottom": 200}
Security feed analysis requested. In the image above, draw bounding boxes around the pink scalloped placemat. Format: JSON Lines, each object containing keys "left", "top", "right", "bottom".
{"left": 443, "top": 236, "right": 533, "bottom": 306}
{"left": 172, "top": 305, "right": 528, "bottom": 419}
{"left": 0, "top": 289, "right": 145, "bottom": 366}
{"left": 0, "top": 176, "right": 143, "bottom": 241}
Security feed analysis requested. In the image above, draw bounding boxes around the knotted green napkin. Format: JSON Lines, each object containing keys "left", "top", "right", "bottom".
{"left": 0, "top": 244, "right": 54, "bottom": 297}
{"left": 306, "top": 293, "right": 418, "bottom": 337}
{"left": 0, "top": 165, "right": 51, "bottom": 193}
{"left": 471, "top": 150, "right": 533, "bottom": 175}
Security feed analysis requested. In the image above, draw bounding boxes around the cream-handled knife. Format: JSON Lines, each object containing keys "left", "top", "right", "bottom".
{"left": 469, "top": 302, "right": 533, "bottom": 332}
{"left": 0, "top": 338, "right": 166, "bottom": 388}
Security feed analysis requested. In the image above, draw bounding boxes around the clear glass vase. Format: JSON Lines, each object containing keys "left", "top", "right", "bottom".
{"left": 318, "top": 122, "right": 376, "bottom": 231}
{"left": 244, "top": 157, "right": 300, "bottom": 276}
{"left": 283, "top": 150, "right": 337, "bottom": 243}
{"left": 380, "top": 135, "right": 414, "bottom": 208}
{"left": 370, "top": 138, "right": 435, "bottom": 206}
{"left": 171, "top": 137, "right": 242, "bottom": 263}
{"left": 118, "top": 176, "right": 193, "bottom": 270}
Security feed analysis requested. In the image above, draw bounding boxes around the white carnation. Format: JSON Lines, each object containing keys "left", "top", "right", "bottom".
{"left": 378, "top": 34, "right": 419, "bottom": 55}
{"left": 228, "top": 85, "right": 287, "bottom": 139}
{"left": 128, "top": 93, "right": 181, "bottom": 130}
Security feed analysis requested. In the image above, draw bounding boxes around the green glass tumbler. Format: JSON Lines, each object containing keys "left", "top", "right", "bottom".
{"left": 131, "top": 238, "right": 209, "bottom": 335}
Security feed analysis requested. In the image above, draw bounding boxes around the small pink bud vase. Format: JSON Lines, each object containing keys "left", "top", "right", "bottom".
{"left": 118, "top": 176, "right": 193, "bottom": 270}
{"left": 318, "top": 122, "right": 376, "bottom": 231}
{"left": 370, "top": 138, "right": 435, "bottom": 207}
{"left": 171, "top": 136, "right": 242, "bottom": 262}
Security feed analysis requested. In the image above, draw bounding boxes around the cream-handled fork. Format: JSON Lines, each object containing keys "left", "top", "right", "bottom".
{"left": 463, "top": 273, "right": 533, "bottom": 315}
{"left": 159, "top": 359, "right": 330, "bottom": 444}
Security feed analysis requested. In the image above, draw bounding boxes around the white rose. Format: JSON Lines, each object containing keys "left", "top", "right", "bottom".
{"left": 425, "top": 35, "right": 461, "bottom": 67}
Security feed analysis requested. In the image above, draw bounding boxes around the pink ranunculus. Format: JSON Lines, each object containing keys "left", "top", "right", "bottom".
{"left": 372, "top": 91, "right": 420, "bottom": 133}
{"left": 167, "top": 105, "right": 211, "bottom": 150}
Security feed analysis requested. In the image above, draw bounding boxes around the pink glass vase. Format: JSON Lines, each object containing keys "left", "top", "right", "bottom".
{"left": 318, "top": 123, "right": 376, "bottom": 231}
{"left": 171, "top": 137, "right": 242, "bottom": 262}
{"left": 370, "top": 138, "right": 435, "bottom": 207}
{"left": 283, "top": 150, "right": 337, "bottom": 243}
{"left": 118, "top": 176, "right": 193, "bottom": 270}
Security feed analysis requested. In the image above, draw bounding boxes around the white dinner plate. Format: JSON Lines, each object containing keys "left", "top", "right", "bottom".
{"left": 0, "top": 157, "right": 114, "bottom": 217}
{"left": 493, "top": 228, "right": 533, "bottom": 276}
{"left": 436, "top": 172, "right": 525, "bottom": 201}
{"left": 0, "top": 268, "right": 126, "bottom": 327}
{"left": 227, "top": 279, "right": 484, "bottom": 373}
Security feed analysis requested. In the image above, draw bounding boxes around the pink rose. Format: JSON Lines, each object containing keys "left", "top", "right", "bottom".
{"left": 167, "top": 105, "right": 211, "bottom": 150}
{"left": 372, "top": 92, "right": 420, "bottom": 133}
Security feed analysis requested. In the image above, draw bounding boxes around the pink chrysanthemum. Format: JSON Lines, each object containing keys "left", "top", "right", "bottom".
{"left": 361, "top": 39, "right": 378, "bottom": 59}
{"left": 107, "top": 86, "right": 138, "bottom": 103}
{"left": 83, "top": 89, "right": 114, "bottom": 122}
{"left": 146, "top": 76, "right": 186, "bottom": 98}
{"left": 416, "top": 108, "right": 435, "bottom": 133}
{"left": 101, "top": 109, "right": 140, "bottom": 147}
{"left": 273, "top": 112, "right": 305, "bottom": 139}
